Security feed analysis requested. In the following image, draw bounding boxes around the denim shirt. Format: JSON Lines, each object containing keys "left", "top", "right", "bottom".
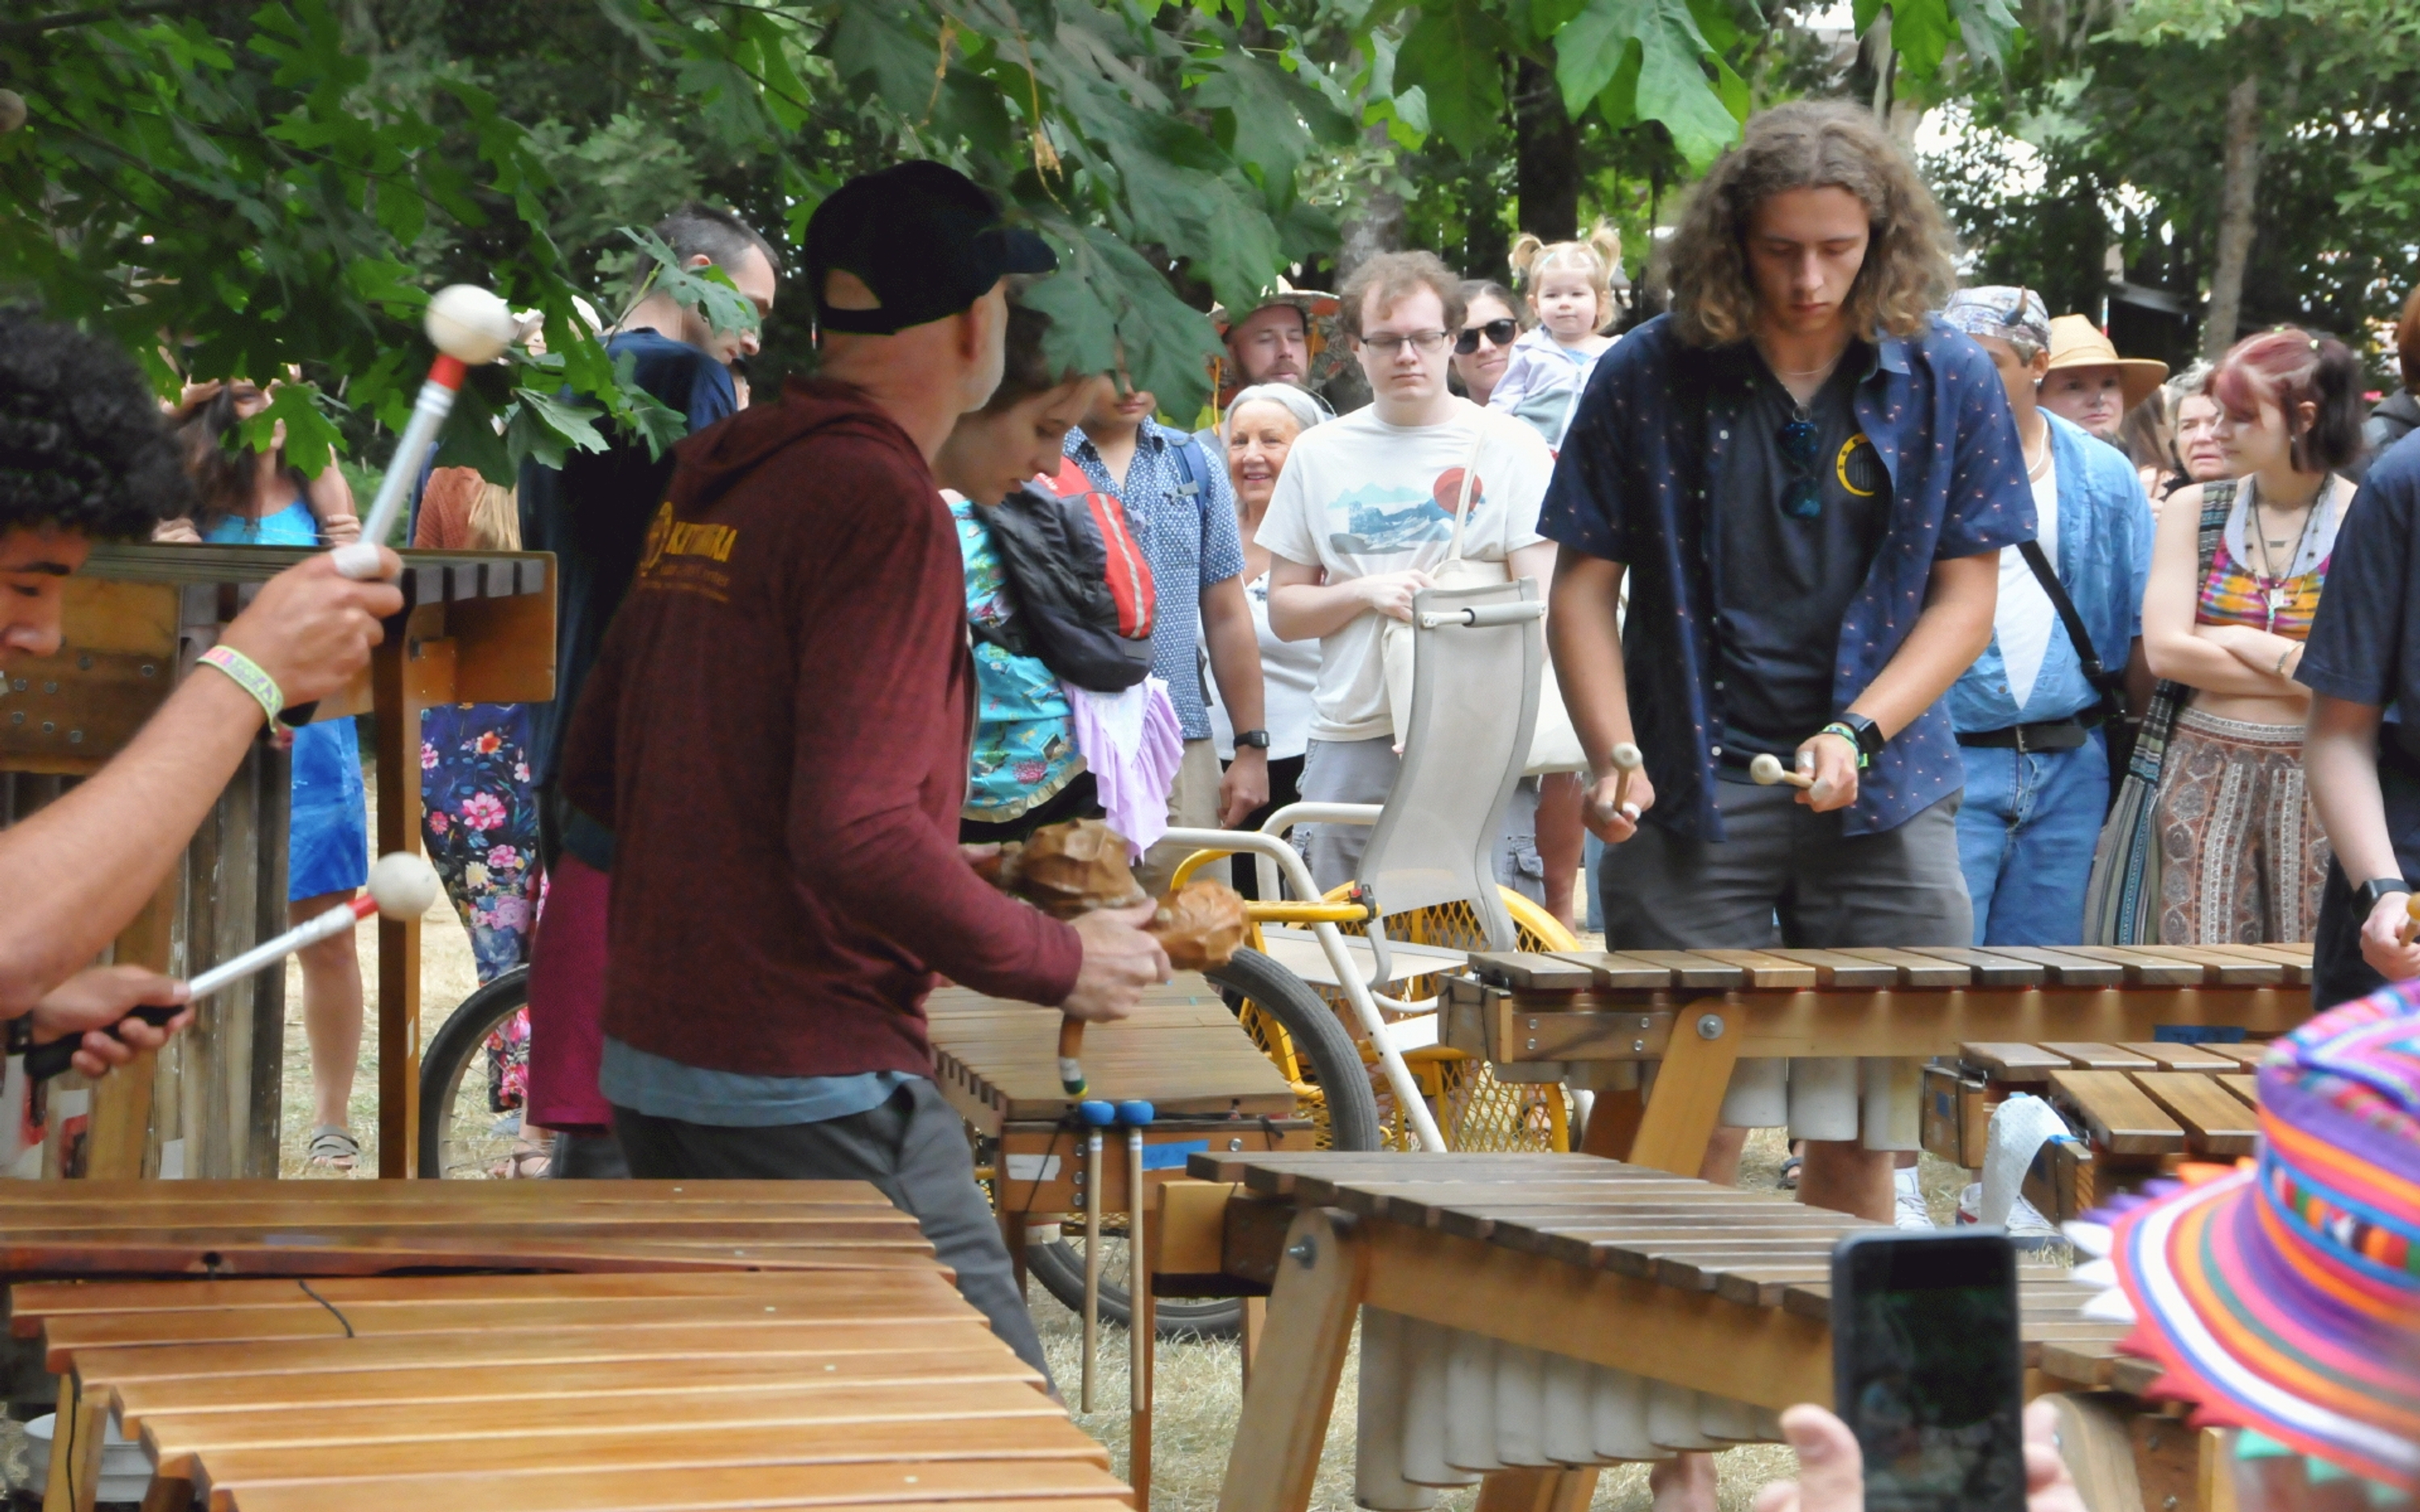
{"left": 1949, "top": 413, "right": 2153, "bottom": 732}
{"left": 1064, "top": 419, "right": 1244, "bottom": 742}
{"left": 1541, "top": 314, "right": 2034, "bottom": 839}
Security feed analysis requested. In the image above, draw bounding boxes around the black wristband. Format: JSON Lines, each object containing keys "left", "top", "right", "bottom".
{"left": 2356, "top": 877, "right": 2413, "bottom": 910}
{"left": 4, "top": 1015, "right": 30, "bottom": 1056}
{"left": 1828, "top": 711, "right": 1886, "bottom": 763}
{"left": 1233, "top": 729, "right": 1271, "bottom": 750}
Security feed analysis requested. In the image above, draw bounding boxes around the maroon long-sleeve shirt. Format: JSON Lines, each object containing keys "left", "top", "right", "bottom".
{"left": 561, "top": 378, "right": 1083, "bottom": 1080}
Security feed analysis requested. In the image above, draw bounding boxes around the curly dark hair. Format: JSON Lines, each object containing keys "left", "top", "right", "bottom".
{"left": 1658, "top": 101, "right": 1959, "bottom": 348}
{"left": 0, "top": 307, "right": 189, "bottom": 539}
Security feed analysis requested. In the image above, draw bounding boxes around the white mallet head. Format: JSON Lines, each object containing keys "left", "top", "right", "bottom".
{"left": 424, "top": 284, "right": 518, "bottom": 365}
{"left": 365, "top": 852, "right": 442, "bottom": 919}
{"left": 1749, "top": 753, "right": 1787, "bottom": 786}
{"left": 1610, "top": 742, "right": 1642, "bottom": 773}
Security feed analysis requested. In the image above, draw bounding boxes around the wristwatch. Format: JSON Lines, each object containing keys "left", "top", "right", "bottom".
{"left": 1234, "top": 729, "right": 1272, "bottom": 750}
{"left": 2355, "top": 877, "right": 2413, "bottom": 910}
{"left": 1819, "top": 713, "right": 1886, "bottom": 768}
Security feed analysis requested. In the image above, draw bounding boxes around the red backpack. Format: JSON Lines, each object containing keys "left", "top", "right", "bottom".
{"left": 1045, "top": 458, "right": 1154, "bottom": 639}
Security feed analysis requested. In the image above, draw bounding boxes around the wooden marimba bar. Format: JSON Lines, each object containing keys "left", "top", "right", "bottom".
{"left": 1186, "top": 1151, "right": 2115, "bottom": 1512}
{"left": 0, "top": 543, "right": 554, "bottom": 1180}
{"left": 1452, "top": 944, "right": 2309, "bottom": 1177}
{"left": 4, "top": 1180, "right": 1132, "bottom": 1511}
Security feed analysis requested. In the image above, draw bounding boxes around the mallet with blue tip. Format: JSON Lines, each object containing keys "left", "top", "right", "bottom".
{"left": 1118, "top": 1101, "right": 1155, "bottom": 1422}
{"left": 1078, "top": 1098, "right": 1116, "bottom": 1410}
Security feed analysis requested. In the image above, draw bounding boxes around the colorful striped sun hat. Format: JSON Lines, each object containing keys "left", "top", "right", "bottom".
{"left": 2092, "top": 989, "right": 2420, "bottom": 1494}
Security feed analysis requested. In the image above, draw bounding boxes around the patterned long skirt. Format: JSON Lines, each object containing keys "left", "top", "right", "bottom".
{"left": 2154, "top": 707, "right": 2331, "bottom": 945}
{"left": 420, "top": 702, "right": 540, "bottom": 1111}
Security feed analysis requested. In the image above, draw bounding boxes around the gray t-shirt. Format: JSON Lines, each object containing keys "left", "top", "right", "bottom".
{"left": 1712, "top": 356, "right": 1892, "bottom": 763}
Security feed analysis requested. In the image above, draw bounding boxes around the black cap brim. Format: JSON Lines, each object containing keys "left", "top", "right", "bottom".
{"left": 984, "top": 226, "right": 1058, "bottom": 277}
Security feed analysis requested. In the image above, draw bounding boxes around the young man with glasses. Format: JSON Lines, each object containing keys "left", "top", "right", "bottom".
{"left": 1543, "top": 102, "right": 2029, "bottom": 1248}
{"left": 1258, "top": 251, "right": 1558, "bottom": 889}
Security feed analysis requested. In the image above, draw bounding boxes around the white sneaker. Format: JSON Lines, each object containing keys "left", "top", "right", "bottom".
{"left": 1893, "top": 1168, "right": 1934, "bottom": 1229}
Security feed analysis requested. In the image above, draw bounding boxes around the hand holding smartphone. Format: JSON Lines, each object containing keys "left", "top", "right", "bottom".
{"left": 1830, "top": 1229, "right": 2028, "bottom": 1512}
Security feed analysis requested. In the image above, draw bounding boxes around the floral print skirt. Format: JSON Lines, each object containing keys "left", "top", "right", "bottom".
{"left": 421, "top": 702, "right": 541, "bottom": 1111}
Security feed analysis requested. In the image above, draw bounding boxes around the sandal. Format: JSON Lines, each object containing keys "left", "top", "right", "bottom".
{"left": 1777, "top": 1153, "right": 1803, "bottom": 1191}
{"left": 308, "top": 1126, "right": 361, "bottom": 1173}
{"left": 486, "top": 1137, "right": 551, "bottom": 1180}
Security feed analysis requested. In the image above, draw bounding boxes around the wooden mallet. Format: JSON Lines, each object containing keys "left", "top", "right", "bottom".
{"left": 2399, "top": 891, "right": 2420, "bottom": 948}
{"left": 22, "top": 853, "right": 440, "bottom": 1081}
{"left": 1749, "top": 752, "right": 1817, "bottom": 790}
{"left": 1058, "top": 1017, "right": 1087, "bottom": 1097}
{"left": 1609, "top": 741, "right": 1642, "bottom": 818}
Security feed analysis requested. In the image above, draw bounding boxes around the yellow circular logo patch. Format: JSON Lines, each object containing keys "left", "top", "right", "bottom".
{"left": 1836, "top": 435, "right": 1884, "bottom": 497}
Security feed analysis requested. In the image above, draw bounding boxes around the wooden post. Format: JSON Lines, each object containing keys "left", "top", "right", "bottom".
{"left": 373, "top": 631, "right": 422, "bottom": 1178}
{"left": 1475, "top": 1468, "right": 1603, "bottom": 1512}
{"left": 81, "top": 875, "right": 179, "bottom": 1180}
{"left": 245, "top": 742, "right": 290, "bottom": 1177}
{"left": 40, "top": 1371, "right": 107, "bottom": 1512}
{"left": 1216, "top": 1207, "right": 1368, "bottom": 1512}
{"left": 1578, "top": 1085, "right": 1645, "bottom": 1161}
{"left": 1625, "top": 998, "right": 1742, "bottom": 1177}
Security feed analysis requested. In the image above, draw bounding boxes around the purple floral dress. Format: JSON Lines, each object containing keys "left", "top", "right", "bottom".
{"left": 420, "top": 702, "right": 540, "bottom": 1110}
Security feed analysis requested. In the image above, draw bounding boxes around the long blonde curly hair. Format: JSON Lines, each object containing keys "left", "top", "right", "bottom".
{"left": 1659, "top": 101, "right": 1958, "bottom": 349}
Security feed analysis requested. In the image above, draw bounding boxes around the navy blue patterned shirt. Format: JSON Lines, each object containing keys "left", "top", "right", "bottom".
{"left": 1540, "top": 314, "right": 2034, "bottom": 839}
{"left": 1065, "top": 419, "right": 1245, "bottom": 742}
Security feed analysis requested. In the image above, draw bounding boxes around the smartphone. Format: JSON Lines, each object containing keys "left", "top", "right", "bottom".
{"left": 1830, "top": 1229, "right": 2027, "bottom": 1512}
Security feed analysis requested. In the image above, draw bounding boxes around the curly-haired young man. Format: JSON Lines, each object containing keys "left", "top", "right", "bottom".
{"left": 1545, "top": 102, "right": 2031, "bottom": 1203}
{"left": 0, "top": 307, "right": 401, "bottom": 1077}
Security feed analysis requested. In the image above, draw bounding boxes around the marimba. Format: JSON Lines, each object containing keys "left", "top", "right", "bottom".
{"left": 1930, "top": 1038, "right": 2269, "bottom": 1220}
{"left": 927, "top": 976, "right": 1312, "bottom": 1257}
{"left": 1453, "top": 944, "right": 2309, "bottom": 1177}
{"left": 0, "top": 543, "right": 554, "bottom": 1180}
{"left": 4, "top": 1181, "right": 1132, "bottom": 1511}
{"left": 1182, "top": 1151, "right": 2116, "bottom": 1512}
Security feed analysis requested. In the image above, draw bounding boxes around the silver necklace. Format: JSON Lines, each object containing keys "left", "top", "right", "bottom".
{"left": 2250, "top": 476, "right": 2329, "bottom": 631}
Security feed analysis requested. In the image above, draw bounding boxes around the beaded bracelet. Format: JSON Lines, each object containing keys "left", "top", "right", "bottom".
{"left": 1817, "top": 720, "right": 1871, "bottom": 769}
{"left": 197, "top": 645, "right": 283, "bottom": 724}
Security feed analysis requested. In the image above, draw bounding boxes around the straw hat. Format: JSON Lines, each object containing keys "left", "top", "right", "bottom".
{"left": 2072, "top": 989, "right": 2420, "bottom": 1496}
{"left": 2044, "top": 314, "right": 2169, "bottom": 410}
{"left": 1208, "top": 279, "right": 1340, "bottom": 337}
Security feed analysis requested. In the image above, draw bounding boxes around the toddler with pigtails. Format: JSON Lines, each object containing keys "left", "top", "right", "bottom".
{"left": 1489, "top": 223, "right": 1623, "bottom": 448}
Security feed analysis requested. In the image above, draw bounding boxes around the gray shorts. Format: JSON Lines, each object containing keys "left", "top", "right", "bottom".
{"left": 1299, "top": 735, "right": 1542, "bottom": 903}
{"left": 1598, "top": 781, "right": 1971, "bottom": 1144}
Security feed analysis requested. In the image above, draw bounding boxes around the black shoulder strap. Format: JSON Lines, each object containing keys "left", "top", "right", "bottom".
{"left": 2015, "top": 539, "right": 2120, "bottom": 692}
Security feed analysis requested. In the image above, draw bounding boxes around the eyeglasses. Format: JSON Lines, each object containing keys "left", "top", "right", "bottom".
{"left": 1454, "top": 319, "right": 1519, "bottom": 355}
{"left": 1362, "top": 330, "right": 1452, "bottom": 356}
{"left": 1779, "top": 418, "right": 1823, "bottom": 519}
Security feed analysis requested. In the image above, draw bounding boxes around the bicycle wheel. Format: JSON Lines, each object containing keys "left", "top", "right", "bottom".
{"left": 416, "top": 966, "right": 532, "bottom": 1179}
{"left": 1024, "top": 947, "right": 1381, "bottom": 1336}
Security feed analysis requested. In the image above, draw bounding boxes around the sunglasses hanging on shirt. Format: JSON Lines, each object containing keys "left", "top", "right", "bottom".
{"left": 1778, "top": 417, "right": 1825, "bottom": 519}
{"left": 1454, "top": 318, "right": 1519, "bottom": 355}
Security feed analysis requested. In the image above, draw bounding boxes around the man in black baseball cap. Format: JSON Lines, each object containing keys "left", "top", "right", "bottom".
{"left": 805, "top": 160, "right": 1059, "bottom": 336}
{"left": 558, "top": 160, "right": 1167, "bottom": 1389}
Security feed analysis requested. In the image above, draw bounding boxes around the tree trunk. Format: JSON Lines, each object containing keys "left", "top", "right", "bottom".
{"left": 1865, "top": 9, "right": 1895, "bottom": 124}
{"left": 1513, "top": 56, "right": 1579, "bottom": 244}
{"left": 1335, "top": 122, "right": 1405, "bottom": 290}
{"left": 2203, "top": 75, "right": 2261, "bottom": 360}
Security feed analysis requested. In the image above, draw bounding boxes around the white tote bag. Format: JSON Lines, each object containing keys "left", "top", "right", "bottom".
{"left": 1380, "top": 424, "right": 1588, "bottom": 774}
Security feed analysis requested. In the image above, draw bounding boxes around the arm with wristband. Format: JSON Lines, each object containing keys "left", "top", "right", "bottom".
{"left": 0, "top": 550, "right": 401, "bottom": 1018}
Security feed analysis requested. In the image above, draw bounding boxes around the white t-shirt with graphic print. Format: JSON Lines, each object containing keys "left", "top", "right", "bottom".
{"left": 1254, "top": 398, "right": 1554, "bottom": 743}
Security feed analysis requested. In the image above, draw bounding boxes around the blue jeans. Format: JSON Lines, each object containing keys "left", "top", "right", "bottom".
{"left": 1955, "top": 734, "right": 2110, "bottom": 946}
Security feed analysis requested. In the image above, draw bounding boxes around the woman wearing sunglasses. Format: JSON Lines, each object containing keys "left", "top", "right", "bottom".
{"left": 1451, "top": 281, "right": 1525, "bottom": 407}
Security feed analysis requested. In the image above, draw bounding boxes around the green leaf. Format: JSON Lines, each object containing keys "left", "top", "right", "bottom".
{"left": 1395, "top": 0, "right": 1513, "bottom": 156}
{"left": 620, "top": 226, "right": 760, "bottom": 339}
{"left": 507, "top": 385, "right": 610, "bottom": 473}
{"left": 240, "top": 382, "right": 345, "bottom": 478}
{"left": 1890, "top": 0, "right": 1959, "bottom": 78}
{"left": 1951, "top": 0, "right": 2022, "bottom": 69}
{"left": 1554, "top": 0, "right": 1738, "bottom": 163}
{"left": 433, "top": 381, "right": 514, "bottom": 485}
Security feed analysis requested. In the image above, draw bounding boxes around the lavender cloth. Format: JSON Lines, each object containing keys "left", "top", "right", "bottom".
{"left": 1064, "top": 676, "right": 1185, "bottom": 857}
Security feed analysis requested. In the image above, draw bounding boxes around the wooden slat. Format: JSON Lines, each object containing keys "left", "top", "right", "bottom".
{"left": 217, "top": 1458, "right": 1133, "bottom": 1512}
{"left": 2113, "top": 1041, "right": 2237, "bottom": 1073}
{"left": 2199, "top": 943, "right": 2314, "bottom": 985}
{"left": 2218, "top": 1073, "right": 2261, "bottom": 1107}
{"left": 1760, "top": 949, "right": 1901, "bottom": 989}
{"left": 1605, "top": 950, "right": 1743, "bottom": 990}
{"left": 1909, "top": 948, "right": 2046, "bottom": 988}
{"left": 1467, "top": 952, "right": 1596, "bottom": 991}
{"left": 2038, "top": 1042, "right": 2157, "bottom": 1069}
{"left": 2198, "top": 1043, "right": 2274, "bottom": 1068}
{"left": 2130, "top": 947, "right": 2282, "bottom": 986}
{"left": 1981, "top": 947, "right": 2128, "bottom": 988}
{"left": 2129, "top": 1073, "right": 2261, "bottom": 1156}
{"left": 1959, "top": 1043, "right": 2071, "bottom": 1081}
{"left": 1692, "top": 950, "right": 1821, "bottom": 989}
{"left": 1830, "top": 948, "right": 1974, "bottom": 987}
{"left": 2056, "top": 947, "right": 2205, "bottom": 986}
{"left": 2048, "top": 1069, "right": 2187, "bottom": 1155}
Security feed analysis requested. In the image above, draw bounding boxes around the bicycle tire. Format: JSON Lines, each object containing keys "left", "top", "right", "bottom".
{"left": 415, "top": 966, "right": 531, "bottom": 1180}
{"left": 1024, "top": 947, "right": 1382, "bottom": 1335}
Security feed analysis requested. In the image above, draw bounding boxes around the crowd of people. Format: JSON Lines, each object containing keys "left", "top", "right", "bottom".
{"left": 5, "top": 91, "right": 2419, "bottom": 1510}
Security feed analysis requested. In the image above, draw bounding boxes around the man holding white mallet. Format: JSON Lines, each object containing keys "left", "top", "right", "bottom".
{"left": 0, "top": 307, "right": 405, "bottom": 1079}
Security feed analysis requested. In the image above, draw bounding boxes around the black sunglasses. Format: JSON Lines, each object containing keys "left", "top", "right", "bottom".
{"left": 1455, "top": 318, "right": 1519, "bottom": 355}
{"left": 1779, "top": 419, "right": 1823, "bottom": 519}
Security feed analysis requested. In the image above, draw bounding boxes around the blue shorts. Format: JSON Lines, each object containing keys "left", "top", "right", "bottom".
{"left": 289, "top": 718, "right": 368, "bottom": 902}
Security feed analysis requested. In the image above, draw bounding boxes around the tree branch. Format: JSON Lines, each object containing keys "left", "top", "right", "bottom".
{"left": 2, "top": 1, "right": 188, "bottom": 39}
